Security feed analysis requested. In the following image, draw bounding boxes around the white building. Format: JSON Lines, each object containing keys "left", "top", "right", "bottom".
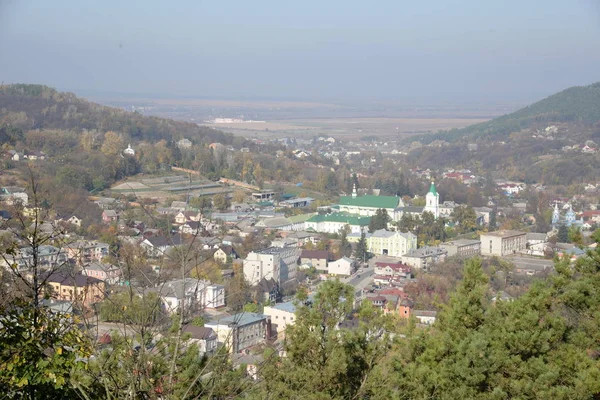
{"left": 402, "top": 247, "right": 447, "bottom": 271}
{"left": 123, "top": 144, "right": 135, "bottom": 156}
{"left": 147, "top": 278, "right": 225, "bottom": 314}
{"left": 328, "top": 257, "right": 354, "bottom": 276}
{"left": 480, "top": 230, "right": 527, "bottom": 257}
{"left": 243, "top": 247, "right": 300, "bottom": 286}
{"left": 263, "top": 301, "right": 297, "bottom": 338}
{"left": 423, "top": 182, "right": 440, "bottom": 218}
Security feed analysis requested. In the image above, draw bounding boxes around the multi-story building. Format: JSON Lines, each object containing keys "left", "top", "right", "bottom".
{"left": 439, "top": 239, "right": 481, "bottom": 258}
{"left": 353, "top": 229, "right": 417, "bottom": 257}
{"left": 205, "top": 313, "right": 271, "bottom": 354}
{"left": 45, "top": 272, "right": 105, "bottom": 309}
{"left": 402, "top": 246, "right": 447, "bottom": 271}
{"left": 1, "top": 245, "right": 68, "bottom": 272}
{"left": 263, "top": 301, "right": 297, "bottom": 338}
{"left": 146, "top": 278, "right": 225, "bottom": 314}
{"left": 243, "top": 247, "right": 300, "bottom": 286}
{"left": 81, "top": 262, "right": 121, "bottom": 284}
{"left": 299, "top": 250, "right": 332, "bottom": 272}
{"left": 328, "top": 257, "right": 355, "bottom": 276}
{"left": 65, "top": 240, "right": 109, "bottom": 265}
{"left": 480, "top": 230, "right": 526, "bottom": 257}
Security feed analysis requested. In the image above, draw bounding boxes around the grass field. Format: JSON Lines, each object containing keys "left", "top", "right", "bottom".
{"left": 207, "top": 117, "right": 489, "bottom": 140}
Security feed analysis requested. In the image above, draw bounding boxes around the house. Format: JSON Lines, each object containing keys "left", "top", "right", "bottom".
{"left": 328, "top": 257, "right": 355, "bottom": 276}
{"left": 146, "top": 278, "right": 225, "bottom": 314}
{"left": 182, "top": 325, "right": 218, "bottom": 355}
{"left": 263, "top": 301, "right": 297, "bottom": 338}
{"left": 81, "top": 262, "right": 121, "bottom": 285}
{"left": 402, "top": 247, "right": 447, "bottom": 271}
{"left": 94, "top": 197, "right": 118, "bottom": 210}
{"left": 179, "top": 221, "right": 202, "bottom": 235}
{"left": 374, "top": 261, "right": 412, "bottom": 278}
{"left": 102, "top": 210, "right": 119, "bottom": 223}
{"left": 480, "top": 230, "right": 526, "bottom": 257}
{"left": 65, "top": 240, "right": 109, "bottom": 265}
{"left": 44, "top": 272, "right": 105, "bottom": 309}
{"left": 213, "top": 245, "right": 238, "bottom": 264}
{"left": 174, "top": 211, "right": 202, "bottom": 224}
{"left": 66, "top": 215, "right": 82, "bottom": 227}
{"left": 24, "top": 151, "right": 46, "bottom": 160}
{"left": 1, "top": 245, "right": 68, "bottom": 272}
{"left": 177, "top": 138, "right": 193, "bottom": 149}
{"left": 140, "top": 235, "right": 184, "bottom": 258}
{"left": 299, "top": 250, "right": 332, "bottom": 273}
{"left": 243, "top": 247, "right": 300, "bottom": 286}
{"left": 439, "top": 239, "right": 481, "bottom": 258}
{"left": 413, "top": 310, "right": 437, "bottom": 325}
{"left": 255, "top": 277, "right": 279, "bottom": 303}
{"left": 205, "top": 313, "right": 271, "bottom": 354}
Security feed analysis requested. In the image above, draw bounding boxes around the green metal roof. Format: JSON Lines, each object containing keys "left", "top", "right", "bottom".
{"left": 307, "top": 213, "right": 371, "bottom": 226}
{"left": 338, "top": 195, "right": 399, "bottom": 209}
{"left": 428, "top": 182, "right": 437, "bottom": 195}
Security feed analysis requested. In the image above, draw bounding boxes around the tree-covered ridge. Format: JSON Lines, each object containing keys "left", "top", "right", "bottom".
{"left": 411, "top": 81, "right": 600, "bottom": 144}
{"left": 0, "top": 83, "right": 232, "bottom": 145}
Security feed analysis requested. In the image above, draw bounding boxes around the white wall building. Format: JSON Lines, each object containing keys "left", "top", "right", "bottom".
{"left": 243, "top": 247, "right": 300, "bottom": 286}
{"left": 328, "top": 257, "right": 354, "bottom": 276}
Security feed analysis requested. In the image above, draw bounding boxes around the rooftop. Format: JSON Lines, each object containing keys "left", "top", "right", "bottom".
{"left": 441, "top": 239, "right": 481, "bottom": 247}
{"left": 482, "top": 230, "right": 526, "bottom": 238}
{"left": 206, "top": 312, "right": 267, "bottom": 327}
{"left": 339, "top": 195, "right": 400, "bottom": 209}
{"left": 404, "top": 246, "right": 447, "bottom": 258}
{"left": 267, "top": 301, "right": 297, "bottom": 314}
{"left": 306, "top": 212, "right": 371, "bottom": 226}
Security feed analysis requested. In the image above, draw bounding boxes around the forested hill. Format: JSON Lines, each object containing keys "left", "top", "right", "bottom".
{"left": 0, "top": 83, "right": 232, "bottom": 144}
{"left": 410, "top": 81, "right": 600, "bottom": 145}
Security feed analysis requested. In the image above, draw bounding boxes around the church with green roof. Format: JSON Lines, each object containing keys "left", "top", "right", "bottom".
{"left": 337, "top": 182, "right": 441, "bottom": 221}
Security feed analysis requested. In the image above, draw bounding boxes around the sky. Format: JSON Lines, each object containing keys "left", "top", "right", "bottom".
{"left": 1, "top": 0, "right": 600, "bottom": 104}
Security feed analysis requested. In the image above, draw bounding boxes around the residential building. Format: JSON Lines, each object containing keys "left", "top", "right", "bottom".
{"left": 439, "top": 239, "right": 481, "bottom": 258}
{"left": 304, "top": 213, "right": 371, "bottom": 234}
{"left": 1, "top": 245, "right": 68, "bottom": 272}
{"left": 101, "top": 209, "right": 119, "bottom": 223}
{"left": 402, "top": 247, "right": 448, "bottom": 271}
{"left": 81, "top": 262, "right": 121, "bottom": 284}
{"left": 213, "top": 245, "right": 238, "bottom": 264}
{"left": 179, "top": 221, "right": 202, "bottom": 235}
{"left": 65, "top": 240, "right": 109, "bottom": 265}
{"left": 243, "top": 247, "right": 300, "bottom": 286}
{"left": 263, "top": 301, "right": 297, "bottom": 338}
{"left": 44, "top": 272, "right": 105, "bottom": 309}
{"left": 205, "top": 313, "right": 271, "bottom": 354}
{"left": 480, "top": 230, "right": 526, "bottom": 256}
{"left": 413, "top": 310, "right": 437, "bottom": 325}
{"left": 374, "top": 261, "right": 412, "bottom": 278}
{"left": 140, "top": 235, "right": 184, "bottom": 257}
{"left": 328, "top": 257, "right": 354, "bottom": 276}
{"left": 299, "top": 250, "right": 332, "bottom": 272}
{"left": 182, "top": 325, "right": 218, "bottom": 355}
{"left": 146, "top": 278, "right": 225, "bottom": 314}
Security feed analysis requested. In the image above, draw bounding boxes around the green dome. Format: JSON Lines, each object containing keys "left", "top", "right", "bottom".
{"left": 428, "top": 181, "right": 437, "bottom": 195}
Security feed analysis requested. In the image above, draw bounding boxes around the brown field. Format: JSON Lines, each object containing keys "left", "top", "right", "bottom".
{"left": 209, "top": 117, "right": 489, "bottom": 140}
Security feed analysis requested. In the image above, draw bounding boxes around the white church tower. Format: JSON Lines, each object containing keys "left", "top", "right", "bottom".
{"left": 423, "top": 181, "right": 440, "bottom": 219}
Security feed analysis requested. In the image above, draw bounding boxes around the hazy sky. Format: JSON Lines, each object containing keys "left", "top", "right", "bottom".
{"left": 1, "top": 0, "right": 600, "bottom": 104}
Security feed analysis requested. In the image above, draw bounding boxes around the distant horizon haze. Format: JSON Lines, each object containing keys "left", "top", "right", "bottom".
{"left": 1, "top": 0, "right": 599, "bottom": 106}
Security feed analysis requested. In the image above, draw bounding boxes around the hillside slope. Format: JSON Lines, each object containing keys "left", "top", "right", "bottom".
{"left": 0, "top": 83, "right": 232, "bottom": 144}
{"left": 411, "top": 82, "right": 600, "bottom": 144}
